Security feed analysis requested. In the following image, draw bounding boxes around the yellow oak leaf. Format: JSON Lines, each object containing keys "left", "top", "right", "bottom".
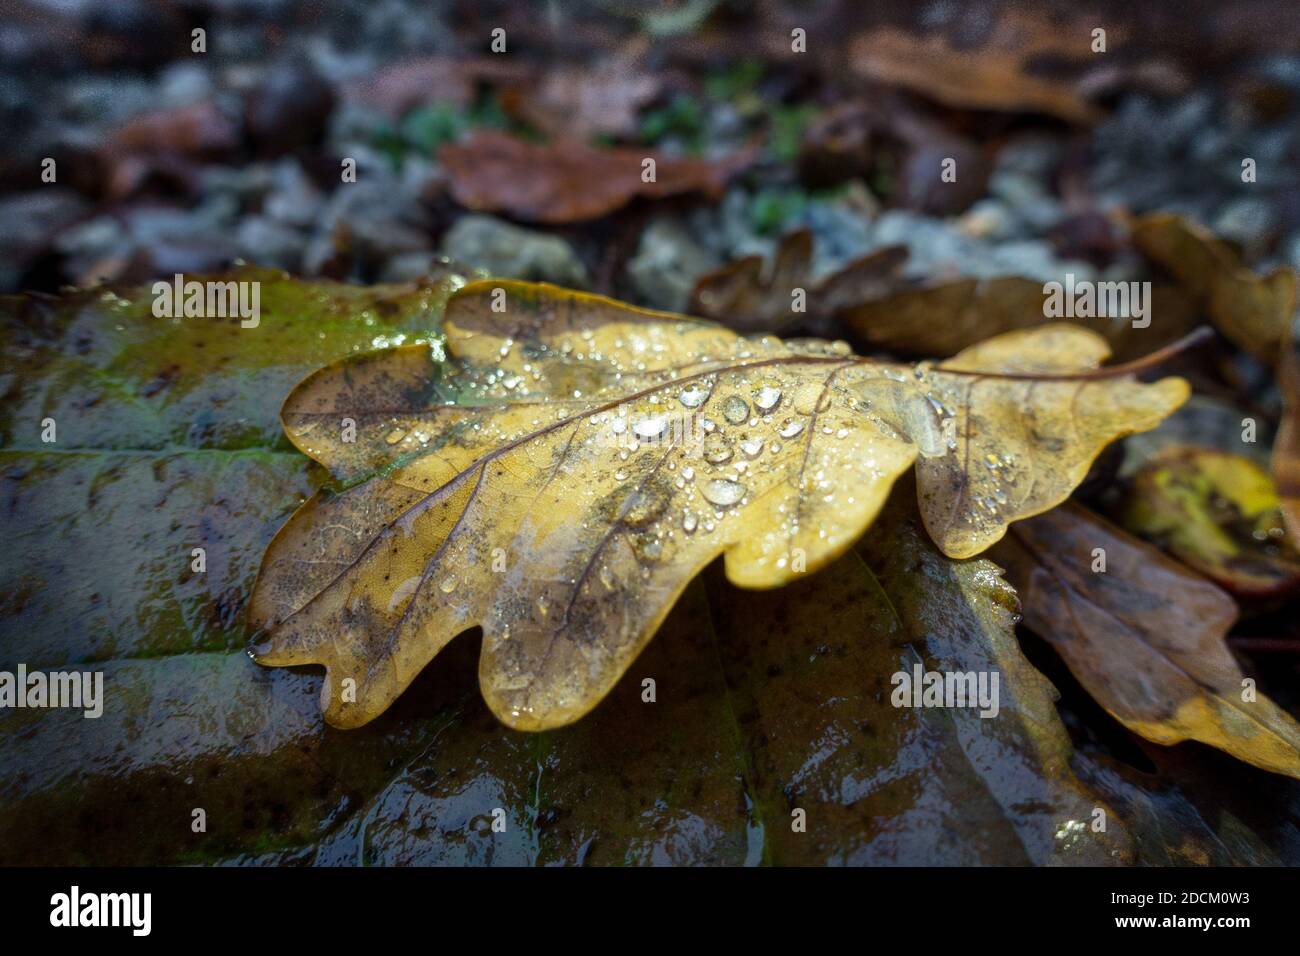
{"left": 249, "top": 280, "right": 1189, "bottom": 730}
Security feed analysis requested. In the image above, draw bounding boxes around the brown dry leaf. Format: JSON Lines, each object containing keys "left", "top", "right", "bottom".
{"left": 343, "top": 57, "right": 532, "bottom": 118}
{"left": 1132, "top": 212, "right": 1298, "bottom": 364}
{"left": 838, "top": 276, "right": 1201, "bottom": 362}
{"left": 993, "top": 503, "right": 1300, "bottom": 779}
{"left": 101, "top": 100, "right": 242, "bottom": 199}
{"left": 1274, "top": 334, "right": 1300, "bottom": 538}
{"left": 688, "top": 229, "right": 907, "bottom": 334}
{"left": 499, "top": 64, "right": 661, "bottom": 140}
{"left": 248, "top": 281, "right": 1187, "bottom": 731}
{"left": 440, "top": 130, "right": 752, "bottom": 224}
{"left": 1121, "top": 447, "right": 1300, "bottom": 598}
{"left": 849, "top": 12, "right": 1106, "bottom": 124}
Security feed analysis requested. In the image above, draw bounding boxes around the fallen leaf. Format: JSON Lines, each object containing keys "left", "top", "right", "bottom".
{"left": 343, "top": 57, "right": 531, "bottom": 118}
{"left": 993, "top": 503, "right": 1300, "bottom": 778}
{"left": 0, "top": 266, "right": 458, "bottom": 451}
{"left": 1274, "top": 333, "right": 1300, "bottom": 538}
{"left": 439, "top": 130, "right": 752, "bottom": 223}
{"left": 249, "top": 280, "right": 1188, "bottom": 731}
{"left": 1132, "top": 212, "right": 1298, "bottom": 364}
{"left": 499, "top": 64, "right": 661, "bottom": 140}
{"left": 849, "top": 12, "right": 1106, "bottom": 124}
{"left": 838, "top": 275, "right": 1201, "bottom": 361}
{"left": 1076, "top": 748, "right": 1300, "bottom": 865}
{"left": 688, "top": 228, "right": 907, "bottom": 334}
{"left": 101, "top": 99, "right": 242, "bottom": 199}
{"left": 1120, "top": 447, "right": 1300, "bottom": 598}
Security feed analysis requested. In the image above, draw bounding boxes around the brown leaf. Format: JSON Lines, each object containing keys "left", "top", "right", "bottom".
{"left": 838, "top": 276, "right": 1199, "bottom": 361}
{"left": 849, "top": 12, "right": 1106, "bottom": 124}
{"left": 688, "top": 229, "right": 907, "bottom": 334}
{"left": 499, "top": 64, "right": 661, "bottom": 140}
{"left": 1273, "top": 334, "right": 1300, "bottom": 538}
{"left": 1132, "top": 212, "right": 1298, "bottom": 364}
{"left": 101, "top": 100, "right": 241, "bottom": 199}
{"left": 343, "top": 57, "right": 531, "bottom": 118}
{"left": 993, "top": 503, "right": 1300, "bottom": 779}
{"left": 439, "top": 131, "right": 752, "bottom": 224}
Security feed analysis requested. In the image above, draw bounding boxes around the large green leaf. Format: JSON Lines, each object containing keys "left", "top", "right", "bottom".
{"left": 0, "top": 271, "right": 1259, "bottom": 865}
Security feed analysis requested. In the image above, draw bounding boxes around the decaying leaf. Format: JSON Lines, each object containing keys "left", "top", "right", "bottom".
{"left": 1121, "top": 447, "right": 1300, "bottom": 598}
{"left": 439, "top": 130, "right": 752, "bottom": 224}
{"left": 994, "top": 503, "right": 1300, "bottom": 778}
{"left": 249, "top": 280, "right": 1188, "bottom": 731}
{"left": 499, "top": 63, "right": 662, "bottom": 140}
{"left": 838, "top": 275, "right": 1200, "bottom": 362}
{"left": 688, "top": 228, "right": 907, "bottom": 334}
{"left": 1272, "top": 333, "right": 1300, "bottom": 539}
{"left": 849, "top": 12, "right": 1107, "bottom": 124}
{"left": 1132, "top": 212, "right": 1298, "bottom": 364}
{"left": 343, "top": 56, "right": 533, "bottom": 118}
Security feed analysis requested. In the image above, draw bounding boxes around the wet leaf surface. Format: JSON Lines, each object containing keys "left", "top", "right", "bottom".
{"left": 2, "top": 494, "right": 1133, "bottom": 865}
{"left": 1120, "top": 447, "right": 1300, "bottom": 598}
{"left": 994, "top": 503, "right": 1300, "bottom": 778}
{"left": 250, "top": 280, "right": 1187, "bottom": 730}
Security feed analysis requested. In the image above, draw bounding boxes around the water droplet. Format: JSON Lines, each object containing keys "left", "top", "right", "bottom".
{"left": 779, "top": 418, "right": 805, "bottom": 438}
{"left": 439, "top": 576, "right": 458, "bottom": 594}
{"left": 633, "top": 415, "right": 667, "bottom": 439}
{"left": 610, "top": 418, "right": 627, "bottom": 435}
{"left": 753, "top": 384, "right": 781, "bottom": 412}
{"left": 536, "top": 595, "right": 550, "bottom": 618}
{"left": 683, "top": 510, "right": 698, "bottom": 533}
{"left": 679, "top": 384, "right": 707, "bottom": 408}
{"left": 615, "top": 469, "right": 628, "bottom": 481}
{"left": 384, "top": 427, "right": 407, "bottom": 445}
{"left": 681, "top": 466, "right": 695, "bottom": 480}
{"left": 721, "top": 395, "right": 749, "bottom": 424}
{"left": 741, "top": 437, "right": 764, "bottom": 457}
{"left": 702, "top": 478, "right": 746, "bottom": 506}
{"left": 703, "top": 433, "right": 733, "bottom": 464}
{"left": 599, "top": 565, "right": 617, "bottom": 590}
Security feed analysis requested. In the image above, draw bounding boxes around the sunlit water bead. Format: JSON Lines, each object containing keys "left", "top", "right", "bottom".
{"left": 778, "top": 418, "right": 805, "bottom": 438}
{"left": 633, "top": 414, "right": 668, "bottom": 439}
{"left": 701, "top": 478, "right": 746, "bottom": 507}
{"left": 702, "top": 432, "right": 733, "bottom": 464}
{"left": 384, "top": 426, "right": 407, "bottom": 445}
{"left": 753, "top": 384, "right": 782, "bottom": 413}
{"left": 678, "top": 383, "right": 708, "bottom": 408}
{"left": 721, "top": 395, "right": 749, "bottom": 424}
{"left": 682, "top": 509, "right": 699, "bottom": 533}
{"left": 439, "top": 575, "right": 458, "bottom": 594}
{"left": 741, "top": 437, "right": 764, "bottom": 458}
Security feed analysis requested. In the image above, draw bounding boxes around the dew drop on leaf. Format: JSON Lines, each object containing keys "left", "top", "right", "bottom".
{"left": 633, "top": 415, "right": 668, "bottom": 439}
{"left": 779, "top": 418, "right": 805, "bottom": 438}
{"left": 753, "top": 384, "right": 782, "bottom": 413}
{"left": 702, "top": 432, "right": 733, "bottom": 463}
{"left": 721, "top": 395, "right": 749, "bottom": 424}
{"left": 678, "top": 384, "right": 707, "bottom": 408}
{"left": 701, "top": 478, "right": 747, "bottom": 506}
